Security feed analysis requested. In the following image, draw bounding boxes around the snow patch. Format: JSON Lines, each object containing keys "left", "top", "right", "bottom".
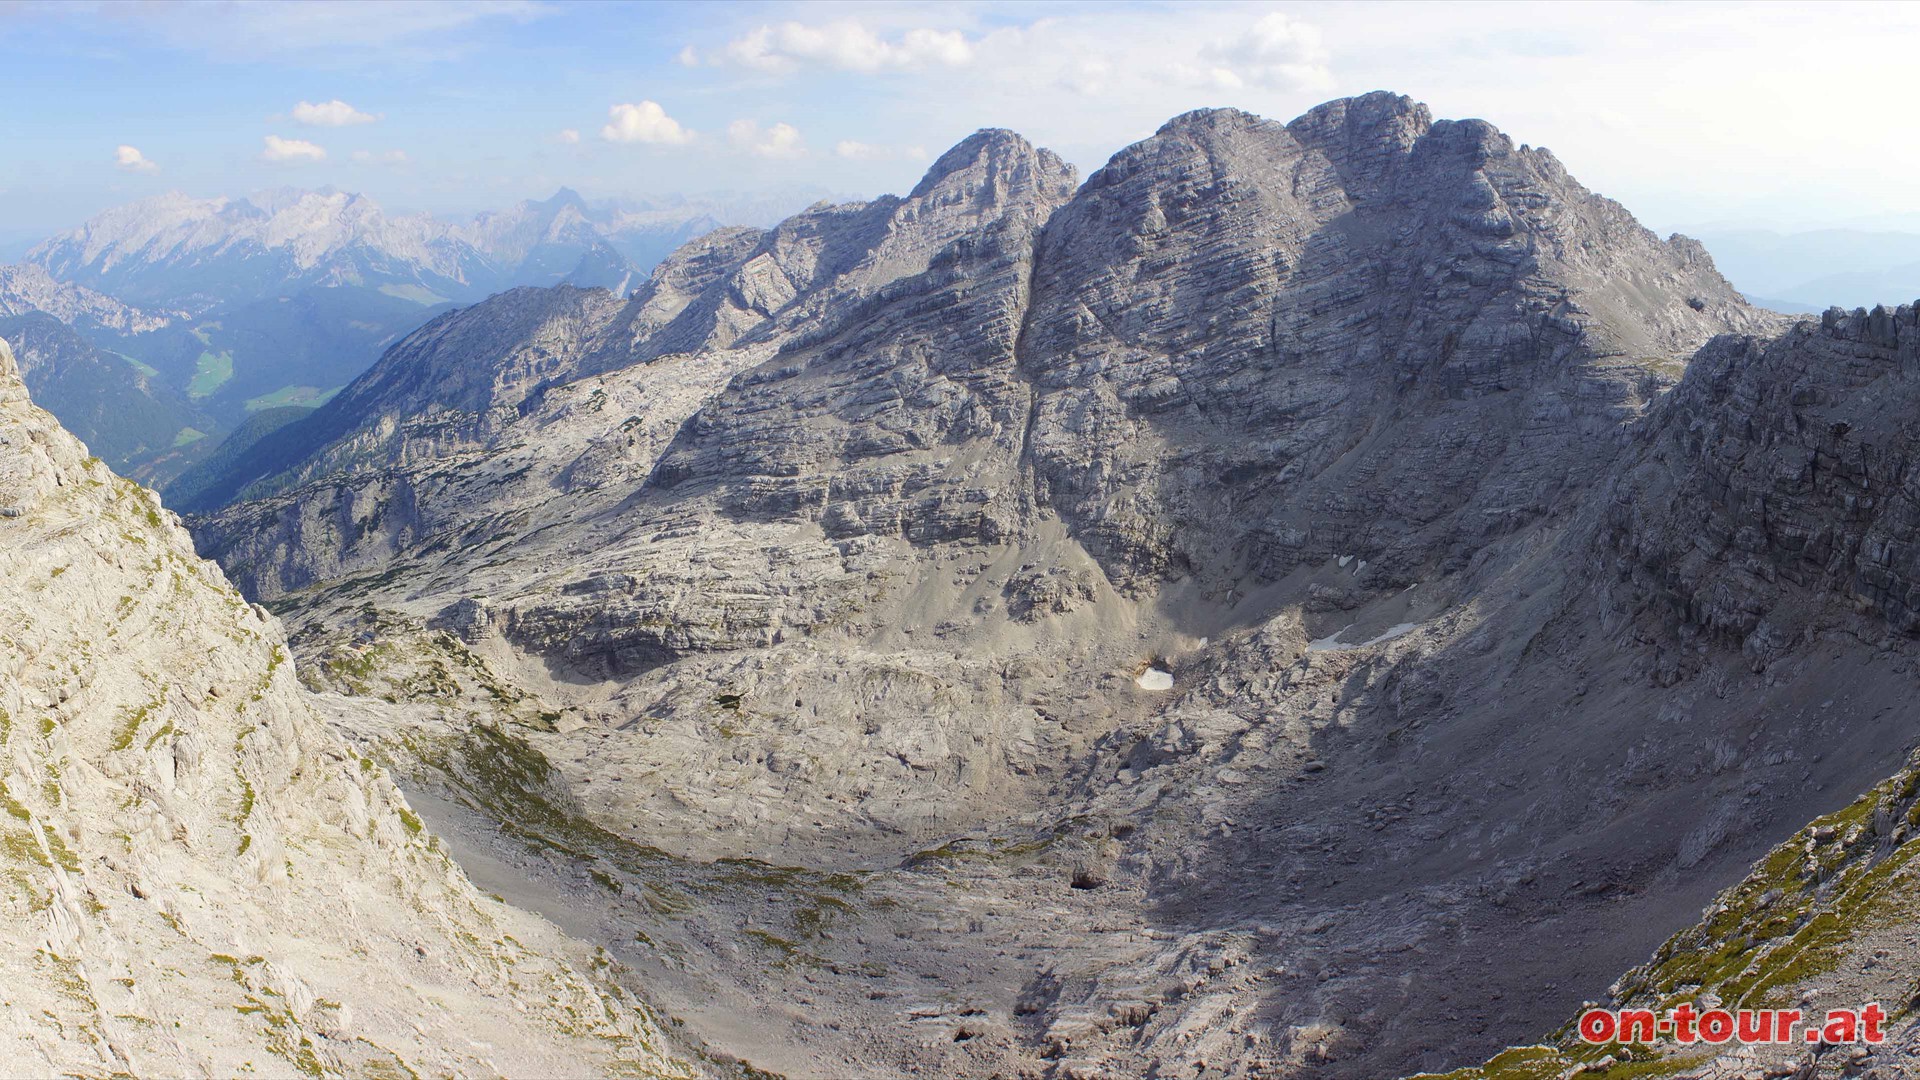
{"left": 1135, "top": 667, "right": 1174, "bottom": 691}
{"left": 1306, "top": 621, "right": 1421, "bottom": 653}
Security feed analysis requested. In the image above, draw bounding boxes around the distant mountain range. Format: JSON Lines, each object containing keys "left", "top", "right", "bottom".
{"left": 25, "top": 185, "right": 805, "bottom": 309}
{"left": 0, "top": 185, "right": 823, "bottom": 481}
{"left": 0, "top": 262, "right": 180, "bottom": 333}
{"left": 1684, "top": 225, "right": 1920, "bottom": 312}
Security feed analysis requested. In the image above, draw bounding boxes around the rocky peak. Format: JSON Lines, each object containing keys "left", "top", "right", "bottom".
{"left": 1147, "top": 105, "right": 1290, "bottom": 148}
{"left": 1017, "top": 91, "right": 1771, "bottom": 589}
{"left": 1287, "top": 87, "right": 1432, "bottom": 141}
{"left": 907, "top": 128, "right": 1075, "bottom": 208}
{"left": 1085, "top": 106, "right": 1299, "bottom": 189}
{"left": 1416, "top": 117, "right": 1520, "bottom": 176}
{"left": 1285, "top": 89, "right": 1432, "bottom": 202}
{"left": 545, "top": 186, "right": 589, "bottom": 211}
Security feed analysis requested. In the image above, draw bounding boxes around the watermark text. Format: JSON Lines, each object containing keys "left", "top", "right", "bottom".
{"left": 1577, "top": 1003, "right": 1885, "bottom": 1046}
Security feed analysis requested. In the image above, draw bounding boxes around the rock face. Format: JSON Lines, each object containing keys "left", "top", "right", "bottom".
{"left": 0, "top": 338, "right": 700, "bottom": 1077}
{"left": 1018, "top": 100, "right": 1770, "bottom": 589}
{"left": 1605, "top": 302, "right": 1920, "bottom": 665}
{"left": 170, "top": 93, "right": 1920, "bottom": 1080}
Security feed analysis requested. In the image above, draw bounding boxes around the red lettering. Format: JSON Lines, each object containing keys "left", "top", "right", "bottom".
{"left": 1618, "top": 1008, "right": 1657, "bottom": 1043}
{"left": 1565, "top": 1003, "right": 1885, "bottom": 1047}
{"left": 1671, "top": 1002, "right": 1698, "bottom": 1043}
{"left": 1578, "top": 1009, "right": 1616, "bottom": 1044}
{"left": 1863, "top": 1003, "right": 1886, "bottom": 1044}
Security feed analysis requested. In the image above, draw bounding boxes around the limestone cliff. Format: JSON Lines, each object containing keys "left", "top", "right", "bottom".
{"left": 0, "top": 338, "right": 700, "bottom": 1077}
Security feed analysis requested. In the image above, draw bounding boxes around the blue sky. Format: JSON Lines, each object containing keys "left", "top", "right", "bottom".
{"left": 6, "top": 1, "right": 1920, "bottom": 240}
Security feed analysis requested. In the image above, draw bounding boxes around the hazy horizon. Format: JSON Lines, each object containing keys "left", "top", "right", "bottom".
{"left": 8, "top": 1, "right": 1920, "bottom": 239}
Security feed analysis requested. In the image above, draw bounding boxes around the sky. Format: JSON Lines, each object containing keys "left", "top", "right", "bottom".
{"left": 5, "top": 0, "right": 1920, "bottom": 242}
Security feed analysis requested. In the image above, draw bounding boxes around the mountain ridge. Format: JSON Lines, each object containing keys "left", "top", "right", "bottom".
{"left": 170, "top": 93, "right": 1920, "bottom": 1080}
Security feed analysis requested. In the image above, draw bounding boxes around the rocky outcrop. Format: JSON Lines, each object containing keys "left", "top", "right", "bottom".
{"left": 1021, "top": 96, "right": 1774, "bottom": 589}
{"left": 0, "top": 338, "right": 700, "bottom": 1077}
{"left": 1605, "top": 302, "right": 1920, "bottom": 671}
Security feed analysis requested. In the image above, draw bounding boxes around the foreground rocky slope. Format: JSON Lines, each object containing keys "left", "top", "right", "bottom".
{"left": 171, "top": 93, "right": 1920, "bottom": 1079}
{"left": 0, "top": 338, "right": 704, "bottom": 1077}
{"left": 1432, "top": 752, "right": 1920, "bottom": 1079}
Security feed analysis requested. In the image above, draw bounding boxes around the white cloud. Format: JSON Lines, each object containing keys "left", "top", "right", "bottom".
{"left": 834, "top": 139, "right": 882, "bottom": 160}
{"left": 556, "top": 128, "right": 581, "bottom": 144}
{"left": 834, "top": 139, "right": 926, "bottom": 162}
{"left": 351, "top": 149, "right": 409, "bottom": 165}
{"left": 292, "top": 99, "right": 380, "bottom": 126}
{"left": 1195, "top": 13, "right": 1333, "bottom": 92}
{"left": 601, "top": 101, "right": 693, "bottom": 145}
{"left": 704, "top": 20, "right": 974, "bottom": 74}
{"left": 261, "top": 134, "right": 328, "bottom": 163}
{"left": 730, "top": 120, "right": 805, "bottom": 159}
{"left": 114, "top": 145, "right": 157, "bottom": 173}
{"left": 1060, "top": 57, "right": 1113, "bottom": 97}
